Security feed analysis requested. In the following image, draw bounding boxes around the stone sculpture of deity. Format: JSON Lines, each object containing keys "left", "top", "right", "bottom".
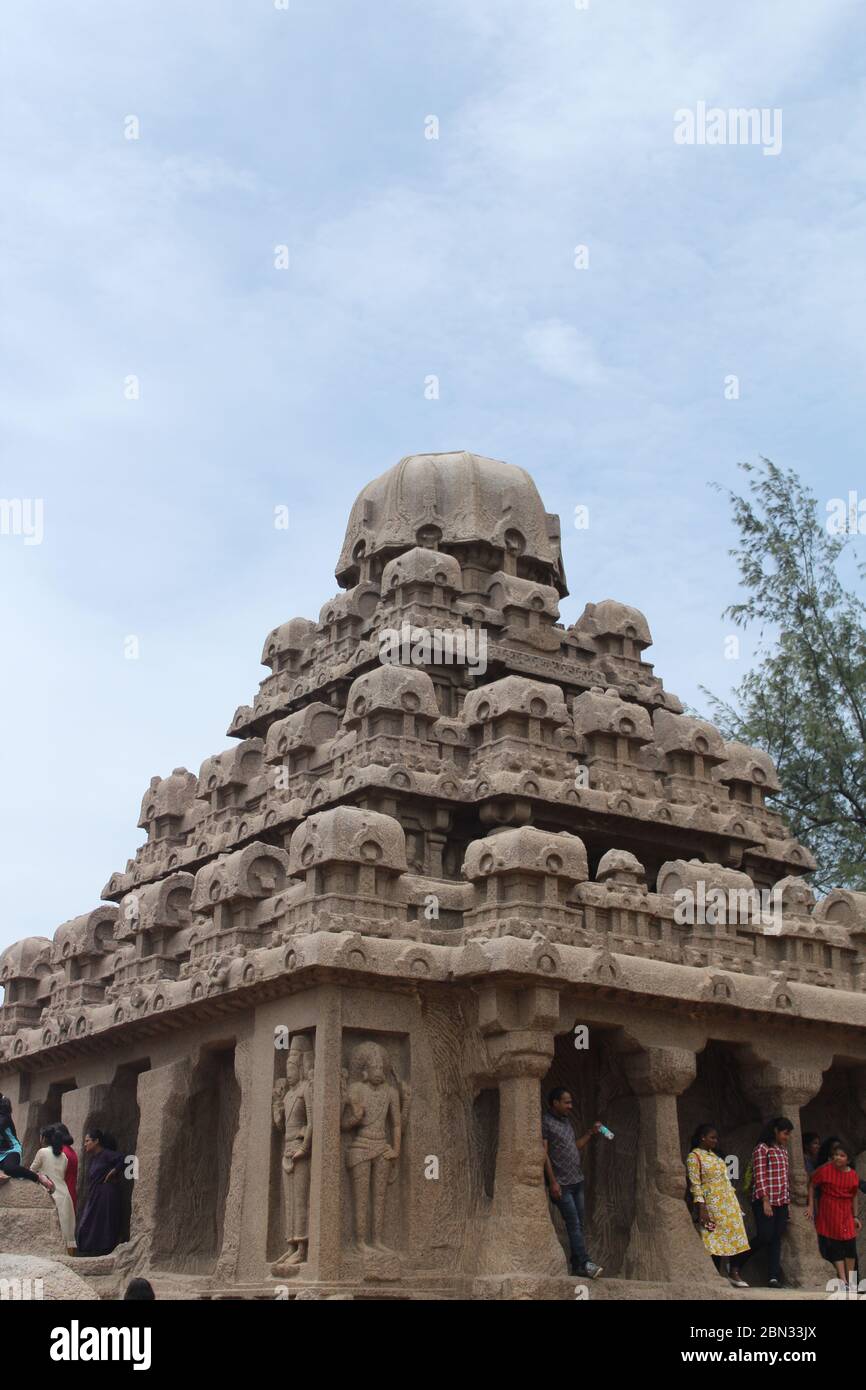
{"left": 272, "top": 1032, "right": 314, "bottom": 1267}
{"left": 340, "top": 1040, "right": 411, "bottom": 1255}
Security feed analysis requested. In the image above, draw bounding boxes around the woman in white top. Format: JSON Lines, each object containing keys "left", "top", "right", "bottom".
{"left": 30, "top": 1125, "right": 76, "bottom": 1254}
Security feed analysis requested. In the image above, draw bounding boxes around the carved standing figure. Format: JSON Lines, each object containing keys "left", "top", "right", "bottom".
{"left": 340, "top": 1041, "right": 410, "bottom": 1255}
{"left": 272, "top": 1033, "right": 314, "bottom": 1267}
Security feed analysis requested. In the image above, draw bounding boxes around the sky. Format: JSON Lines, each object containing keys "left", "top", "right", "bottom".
{"left": 1, "top": 0, "right": 864, "bottom": 951}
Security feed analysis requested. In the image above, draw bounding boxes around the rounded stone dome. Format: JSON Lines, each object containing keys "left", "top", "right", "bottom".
{"left": 336, "top": 452, "right": 567, "bottom": 594}
{"left": 137, "top": 767, "right": 198, "bottom": 830}
{"left": 0, "top": 936, "right": 51, "bottom": 981}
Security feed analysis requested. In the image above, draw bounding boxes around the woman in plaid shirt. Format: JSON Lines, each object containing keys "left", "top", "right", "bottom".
{"left": 749, "top": 1116, "right": 793, "bottom": 1287}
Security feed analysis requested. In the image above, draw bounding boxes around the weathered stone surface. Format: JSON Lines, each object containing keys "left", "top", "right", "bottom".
{"left": 1, "top": 451, "right": 863, "bottom": 1299}
{"left": 0, "top": 1179, "right": 67, "bottom": 1259}
{"left": 0, "top": 1254, "right": 94, "bottom": 1300}
{"left": 336, "top": 451, "right": 567, "bottom": 592}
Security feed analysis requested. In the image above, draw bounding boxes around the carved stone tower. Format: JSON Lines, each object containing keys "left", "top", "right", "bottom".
{"left": 2, "top": 452, "right": 865, "bottom": 1298}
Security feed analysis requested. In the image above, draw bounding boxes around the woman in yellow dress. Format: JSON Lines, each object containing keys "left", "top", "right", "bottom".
{"left": 686, "top": 1123, "right": 752, "bottom": 1288}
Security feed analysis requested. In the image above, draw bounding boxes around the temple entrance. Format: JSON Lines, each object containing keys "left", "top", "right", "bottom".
{"left": 678, "top": 1040, "right": 762, "bottom": 1189}
{"left": 802, "top": 1060, "right": 866, "bottom": 1276}
{"left": 152, "top": 1043, "right": 241, "bottom": 1274}
{"left": 22, "top": 1078, "right": 77, "bottom": 1156}
{"left": 802, "top": 1062, "right": 866, "bottom": 1159}
{"left": 542, "top": 1026, "right": 639, "bottom": 1276}
{"left": 80, "top": 1059, "right": 149, "bottom": 1243}
{"left": 471, "top": 1088, "right": 499, "bottom": 1202}
{"left": 678, "top": 1041, "right": 767, "bottom": 1283}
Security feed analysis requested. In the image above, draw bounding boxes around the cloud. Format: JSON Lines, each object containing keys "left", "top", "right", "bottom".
{"left": 0, "top": 0, "right": 865, "bottom": 948}
{"left": 524, "top": 320, "right": 606, "bottom": 387}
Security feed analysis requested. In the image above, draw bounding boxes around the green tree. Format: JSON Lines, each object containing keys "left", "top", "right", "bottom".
{"left": 703, "top": 458, "right": 866, "bottom": 892}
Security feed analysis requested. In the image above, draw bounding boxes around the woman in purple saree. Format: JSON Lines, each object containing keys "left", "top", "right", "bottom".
{"left": 76, "top": 1129, "right": 125, "bottom": 1256}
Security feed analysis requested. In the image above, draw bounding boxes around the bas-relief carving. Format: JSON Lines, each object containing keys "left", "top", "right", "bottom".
{"left": 272, "top": 1033, "right": 314, "bottom": 1270}
{"left": 340, "top": 1040, "right": 411, "bottom": 1258}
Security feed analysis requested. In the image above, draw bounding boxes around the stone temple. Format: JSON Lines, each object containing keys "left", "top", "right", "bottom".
{"left": 1, "top": 451, "right": 865, "bottom": 1300}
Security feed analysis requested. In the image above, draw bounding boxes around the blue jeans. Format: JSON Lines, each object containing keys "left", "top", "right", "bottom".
{"left": 553, "top": 1181, "right": 589, "bottom": 1271}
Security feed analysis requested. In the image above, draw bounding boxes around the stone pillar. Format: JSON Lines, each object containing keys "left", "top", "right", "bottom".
{"left": 474, "top": 984, "right": 565, "bottom": 1283}
{"left": 127, "top": 1059, "right": 191, "bottom": 1267}
{"left": 740, "top": 1055, "right": 828, "bottom": 1289}
{"left": 305, "top": 985, "right": 343, "bottom": 1282}
{"left": 621, "top": 1047, "right": 713, "bottom": 1285}
{"left": 9, "top": 1096, "right": 44, "bottom": 1158}
{"left": 214, "top": 1037, "right": 254, "bottom": 1283}
{"left": 61, "top": 1082, "right": 112, "bottom": 1217}
{"left": 235, "top": 1016, "right": 282, "bottom": 1281}
{"left": 427, "top": 830, "right": 447, "bottom": 879}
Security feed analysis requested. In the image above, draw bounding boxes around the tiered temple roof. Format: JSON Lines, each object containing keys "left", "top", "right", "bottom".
{"left": 4, "top": 451, "right": 862, "bottom": 1065}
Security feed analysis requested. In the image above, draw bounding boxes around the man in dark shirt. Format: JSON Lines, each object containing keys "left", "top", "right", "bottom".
{"left": 542, "top": 1087, "right": 603, "bottom": 1279}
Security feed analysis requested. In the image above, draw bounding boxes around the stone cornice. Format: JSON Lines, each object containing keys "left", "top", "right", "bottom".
{"left": 4, "top": 930, "right": 866, "bottom": 1077}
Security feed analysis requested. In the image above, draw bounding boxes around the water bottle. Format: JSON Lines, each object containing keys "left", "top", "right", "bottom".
{"left": 597, "top": 1123, "right": 615, "bottom": 1140}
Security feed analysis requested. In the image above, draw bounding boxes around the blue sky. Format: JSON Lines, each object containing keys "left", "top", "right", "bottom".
{"left": 1, "top": 0, "right": 864, "bottom": 950}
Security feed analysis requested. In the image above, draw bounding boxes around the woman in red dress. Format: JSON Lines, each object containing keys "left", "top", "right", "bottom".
{"left": 807, "top": 1141, "right": 861, "bottom": 1287}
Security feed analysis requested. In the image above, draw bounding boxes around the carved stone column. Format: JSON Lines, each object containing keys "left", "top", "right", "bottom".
{"left": 126, "top": 1060, "right": 190, "bottom": 1270}
{"left": 305, "top": 985, "right": 343, "bottom": 1282}
{"left": 213, "top": 1037, "right": 254, "bottom": 1284}
{"left": 427, "top": 829, "right": 447, "bottom": 879}
{"left": 621, "top": 1046, "right": 713, "bottom": 1285}
{"left": 475, "top": 983, "right": 565, "bottom": 1282}
{"left": 739, "top": 1053, "right": 828, "bottom": 1288}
